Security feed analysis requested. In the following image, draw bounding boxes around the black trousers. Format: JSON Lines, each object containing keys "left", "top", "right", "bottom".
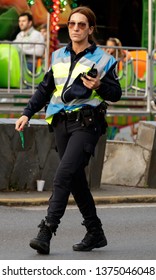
{"left": 46, "top": 112, "right": 105, "bottom": 227}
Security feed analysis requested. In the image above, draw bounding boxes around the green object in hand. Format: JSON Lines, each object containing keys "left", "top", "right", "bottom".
{"left": 19, "top": 131, "right": 24, "bottom": 149}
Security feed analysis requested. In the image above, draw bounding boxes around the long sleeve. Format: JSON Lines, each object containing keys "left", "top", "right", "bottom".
{"left": 97, "top": 62, "right": 122, "bottom": 102}
{"left": 13, "top": 28, "right": 45, "bottom": 57}
{"left": 23, "top": 69, "right": 55, "bottom": 119}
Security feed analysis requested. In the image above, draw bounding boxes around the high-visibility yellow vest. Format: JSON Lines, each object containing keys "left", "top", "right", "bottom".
{"left": 45, "top": 46, "right": 116, "bottom": 124}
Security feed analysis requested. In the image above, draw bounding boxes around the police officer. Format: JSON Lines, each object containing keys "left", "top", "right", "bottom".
{"left": 15, "top": 6, "right": 122, "bottom": 254}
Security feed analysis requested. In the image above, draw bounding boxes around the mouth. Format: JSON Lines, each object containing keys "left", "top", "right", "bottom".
{"left": 71, "top": 34, "right": 80, "bottom": 37}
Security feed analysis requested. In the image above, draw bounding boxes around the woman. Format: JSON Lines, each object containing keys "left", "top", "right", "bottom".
{"left": 15, "top": 6, "right": 122, "bottom": 254}
{"left": 105, "top": 37, "right": 131, "bottom": 72}
{"left": 105, "top": 37, "right": 124, "bottom": 59}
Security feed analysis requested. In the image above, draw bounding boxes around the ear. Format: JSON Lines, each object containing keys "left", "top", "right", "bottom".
{"left": 28, "top": 20, "right": 33, "bottom": 28}
{"left": 89, "top": 26, "right": 94, "bottom": 35}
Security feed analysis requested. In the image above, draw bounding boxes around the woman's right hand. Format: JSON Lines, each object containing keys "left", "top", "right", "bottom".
{"left": 15, "top": 115, "right": 29, "bottom": 131}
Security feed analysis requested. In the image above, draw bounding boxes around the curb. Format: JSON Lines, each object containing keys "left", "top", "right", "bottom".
{"left": 1, "top": 195, "right": 156, "bottom": 206}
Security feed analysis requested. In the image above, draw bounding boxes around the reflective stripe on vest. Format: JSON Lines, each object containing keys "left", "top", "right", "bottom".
{"left": 45, "top": 46, "right": 116, "bottom": 124}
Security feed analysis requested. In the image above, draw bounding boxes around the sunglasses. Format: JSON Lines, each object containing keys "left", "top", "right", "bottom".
{"left": 67, "top": 21, "right": 87, "bottom": 29}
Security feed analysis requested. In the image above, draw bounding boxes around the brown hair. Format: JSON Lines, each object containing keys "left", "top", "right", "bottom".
{"left": 68, "top": 6, "right": 97, "bottom": 42}
{"left": 107, "top": 37, "right": 122, "bottom": 47}
{"left": 106, "top": 37, "right": 124, "bottom": 59}
{"left": 19, "top": 12, "right": 33, "bottom": 23}
{"left": 39, "top": 24, "right": 47, "bottom": 30}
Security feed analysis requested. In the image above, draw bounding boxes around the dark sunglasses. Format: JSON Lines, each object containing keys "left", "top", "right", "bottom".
{"left": 67, "top": 21, "right": 87, "bottom": 29}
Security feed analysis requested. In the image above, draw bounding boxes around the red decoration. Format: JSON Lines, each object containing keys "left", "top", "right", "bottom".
{"left": 49, "top": 0, "right": 60, "bottom": 57}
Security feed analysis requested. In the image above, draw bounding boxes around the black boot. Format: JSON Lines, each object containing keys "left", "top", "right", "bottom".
{"left": 29, "top": 219, "right": 57, "bottom": 254}
{"left": 73, "top": 220, "right": 107, "bottom": 251}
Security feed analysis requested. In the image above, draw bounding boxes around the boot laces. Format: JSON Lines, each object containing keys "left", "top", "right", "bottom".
{"left": 37, "top": 220, "right": 52, "bottom": 240}
{"left": 82, "top": 231, "right": 94, "bottom": 244}
{"left": 82, "top": 227, "right": 104, "bottom": 244}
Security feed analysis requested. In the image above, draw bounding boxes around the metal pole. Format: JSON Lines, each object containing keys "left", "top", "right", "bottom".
{"left": 155, "top": 0, "right": 156, "bottom": 47}
{"left": 148, "top": 0, "right": 153, "bottom": 54}
{"left": 147, "top": 0, "right": 153, "bottom": 109}
{"left": 45, "top": 12, "right": 50, "bottom": 71}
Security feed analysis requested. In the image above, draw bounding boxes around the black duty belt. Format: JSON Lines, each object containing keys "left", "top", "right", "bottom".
{"left": 57, "top": 110, "right": 80, "bottom": 121}
{"left": 55, "top": 103, "right": 107, "bottom": 122}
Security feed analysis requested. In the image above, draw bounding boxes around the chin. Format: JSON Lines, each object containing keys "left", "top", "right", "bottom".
{"left": 72, "top": 37, "right": 81, "bottom": 42}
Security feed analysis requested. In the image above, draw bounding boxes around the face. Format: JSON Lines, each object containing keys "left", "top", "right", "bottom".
{"left": 106, "top": 40, "right": 115, "bottom": 55}
{"left": 40, "top": 28, "right": 47, "bottom": 40}
{"left": 18, "top": 16, "right": 32, "bottom": 32}
{"left": 68, "top": 12, "right": 94, "bottom": 44}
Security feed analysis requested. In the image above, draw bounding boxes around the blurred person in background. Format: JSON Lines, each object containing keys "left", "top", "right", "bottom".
{"left": 105, "top": 37, "right": 131, "bottom": 71}
{"left": 14, "top": 12, "right": 45, "bottom": 72}
{"left": 39, "top": 24, "right": 47, "bottom": 42}
{"left": 105, "top": 37, "right": 124, "bottom": 59}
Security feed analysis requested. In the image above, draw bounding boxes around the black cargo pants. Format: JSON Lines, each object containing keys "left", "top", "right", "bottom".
{"left": 46, "top": 109, "right": 106, "bottom": 227}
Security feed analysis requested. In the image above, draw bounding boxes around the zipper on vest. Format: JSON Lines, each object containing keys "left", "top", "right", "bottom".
{"left": 61, "top": 59, "right": 79, "bottom": 100}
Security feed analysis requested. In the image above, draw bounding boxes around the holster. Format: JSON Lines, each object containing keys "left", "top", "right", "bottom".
{"left": 80, "top": 108, "right": 95, "bottom": 127}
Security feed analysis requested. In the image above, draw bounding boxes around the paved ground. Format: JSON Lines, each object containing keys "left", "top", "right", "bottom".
{"left": 1, "top": 184, "right": 156, "bottom": 206}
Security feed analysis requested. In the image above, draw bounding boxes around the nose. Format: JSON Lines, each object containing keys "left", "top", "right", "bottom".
{"left": 73, "top": 23, "right": 79, "bottom": 30}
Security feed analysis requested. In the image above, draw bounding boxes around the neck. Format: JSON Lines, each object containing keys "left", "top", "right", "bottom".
{"left": 72, "top": 41, "right": 91, "bottom": 54}
{"left": 24, "top": 26, "right": 32, "bottom": 34}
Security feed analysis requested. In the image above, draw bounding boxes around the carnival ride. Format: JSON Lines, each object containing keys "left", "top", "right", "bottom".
{"left": 0, "top": 44, "right": 45, "bottom": 88}
{"left": 0, "top": 43, "right": 151, "bottom": 92}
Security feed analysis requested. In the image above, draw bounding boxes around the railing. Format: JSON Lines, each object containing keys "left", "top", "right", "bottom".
{"left": 0, "top": 42, "right": 156, "bottom": 117}
{"left": 0, "top": 41, "right": 48, "bottom": 116}
{"left": 101, "top": 45, "right": 152, "bottom": 116}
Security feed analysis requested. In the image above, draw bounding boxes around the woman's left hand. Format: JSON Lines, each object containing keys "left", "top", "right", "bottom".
{"left": 81, "top": 73, "right": 101, "bottom": 90}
